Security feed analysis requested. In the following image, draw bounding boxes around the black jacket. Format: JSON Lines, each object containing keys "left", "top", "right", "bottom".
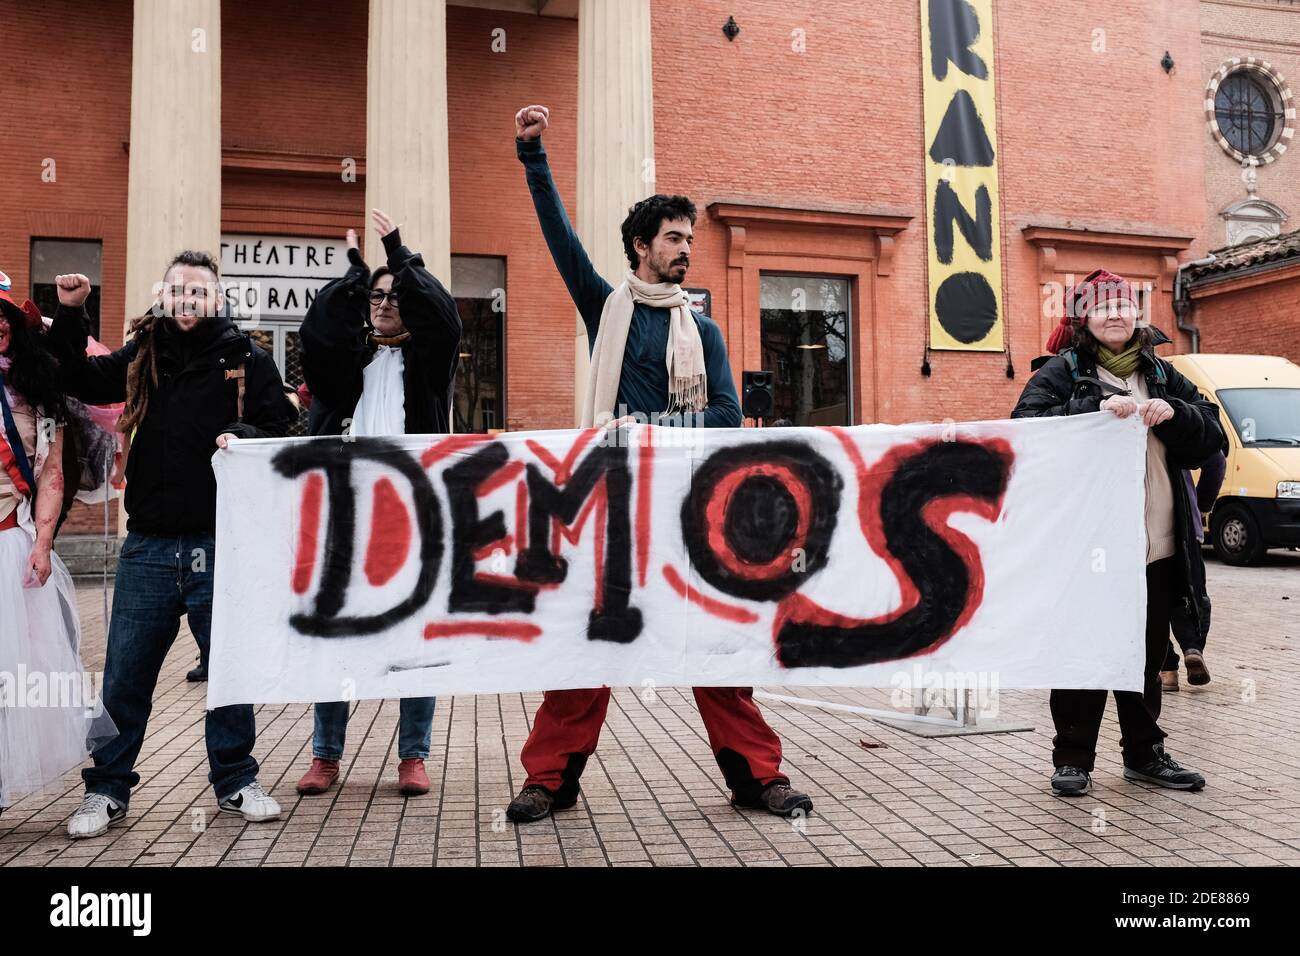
{"left": 300, "top": 229, "right": 461, "bottom": 437}
{"left": 49, "top": 305, "right": 295, "bottom": 534}
{"left": 1012, "top": 346, "right": 1225, "bottom": 633}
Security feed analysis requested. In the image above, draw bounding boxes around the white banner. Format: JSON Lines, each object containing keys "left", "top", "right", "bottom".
{"left": 208, "top": 414, "right": 1148, "bottom": 707}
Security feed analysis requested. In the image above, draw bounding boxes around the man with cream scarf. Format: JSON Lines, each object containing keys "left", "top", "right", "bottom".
{"left": 506, "top": 104, "right": 812, "bottom": 824}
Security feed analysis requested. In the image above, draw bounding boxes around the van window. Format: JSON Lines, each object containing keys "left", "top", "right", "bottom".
{"left": 1218, "top": 388, "right": 1300, "bottom": 446}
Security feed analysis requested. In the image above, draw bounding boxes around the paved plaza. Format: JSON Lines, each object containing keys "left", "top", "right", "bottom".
{"left": 2, "top": 552, "right": 1297, "bottom": 868}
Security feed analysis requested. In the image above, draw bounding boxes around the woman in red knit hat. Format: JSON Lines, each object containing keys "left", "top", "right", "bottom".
{"left": 1013, "top": 269, "right": 1224, "bottom": 797}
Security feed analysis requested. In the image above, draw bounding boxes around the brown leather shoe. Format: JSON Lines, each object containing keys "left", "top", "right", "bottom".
{"left": 397, "top": 758, "right": 431, "bottom": 796}
{"left": 506, "top": 785, "right": 575, "bottom": 823}
{"left": 1160, "top": 669, "right": 1180, "bottom": 692}
{"left": 296, "top": 758, "right": 340, "bottom": 795}
{"left": 1184, "top": 650, "right": 1211, "bottom": 686}
{"left": 732, "top": 781, "right": 814, "bottom": 817}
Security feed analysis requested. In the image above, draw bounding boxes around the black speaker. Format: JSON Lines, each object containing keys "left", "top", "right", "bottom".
{"left": 742, "top": 370, "right": 775, "bottom": 419}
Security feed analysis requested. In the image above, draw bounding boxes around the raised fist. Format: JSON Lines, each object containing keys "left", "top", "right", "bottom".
{"left": 515, "top": 104, "right": 549, "bottom": 140}
{"left": 55, "top": 273, "right": 92, "bottom": 308}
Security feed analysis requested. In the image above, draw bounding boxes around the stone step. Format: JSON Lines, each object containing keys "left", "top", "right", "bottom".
{"left": 56, "top": 533, "right": 121, "bottom": 579}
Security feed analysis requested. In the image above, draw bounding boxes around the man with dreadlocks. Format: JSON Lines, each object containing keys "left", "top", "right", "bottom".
{"left": 47, "top": 255, "right": 296, "bottom": 839}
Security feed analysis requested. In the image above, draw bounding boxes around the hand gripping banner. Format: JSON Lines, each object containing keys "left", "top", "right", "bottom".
{"left": 207, "top": 414, "right": 1148, "bottom": 706}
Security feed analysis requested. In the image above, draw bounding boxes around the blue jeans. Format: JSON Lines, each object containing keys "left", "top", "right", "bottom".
{"left": 313, "top": 698, "right": 435, "bottom": 761}
{"left": 83, "top": 532, "right": 259, "bottom": 805}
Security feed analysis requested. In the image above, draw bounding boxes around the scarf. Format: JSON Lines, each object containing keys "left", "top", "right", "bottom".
{"left": 0, "top": 370, "right": 35, "bottom": 500}
{"left": 352, "top": 346, "right": 406, "bottom": 437}
{"left": 368, "top": 330, "right": 411, "bottom": 348}
{"left": 581, "top": 272, "right": 706, "bottom": 428}
{"left": 1096, "top": 340, "right": 1143, "bottom": 380}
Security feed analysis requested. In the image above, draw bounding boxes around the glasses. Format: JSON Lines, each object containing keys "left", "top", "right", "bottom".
{"left": 368, "top": 290, "right": 400, "bottom": 306}
{"left": 1088, "top": 302, "right": 1138, "bottom": 320}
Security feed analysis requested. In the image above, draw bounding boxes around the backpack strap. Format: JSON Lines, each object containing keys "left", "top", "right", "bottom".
{"left": 224, "top": 366, "right": 247, "bottom": 423}
{"left": 1064, "top": 348, "right": 1131, "bottom": 399}
{"left": 1151, "top": 356, "right": 1169, "bottom": 387}
{"left": 222, "top": 334, "right": 255, "bottom": 424}
{"left": 0, "top": 371, "right": 37, "bottom": 500}
{"left": 1063, "top": 348, "right": 1080, "bottom": 383}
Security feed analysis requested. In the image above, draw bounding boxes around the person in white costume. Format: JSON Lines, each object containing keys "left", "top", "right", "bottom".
{"left": 0, "top": 269, "right": 115, "bottom": 814}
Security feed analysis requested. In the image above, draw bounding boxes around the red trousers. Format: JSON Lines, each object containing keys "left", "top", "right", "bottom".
{"left": 520, "top": 686, "right": 786, "bottom": 804}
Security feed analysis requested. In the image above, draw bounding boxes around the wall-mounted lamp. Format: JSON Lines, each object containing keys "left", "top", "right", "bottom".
{"left": 723, "top": 16, "right": 740, "bottom": 41}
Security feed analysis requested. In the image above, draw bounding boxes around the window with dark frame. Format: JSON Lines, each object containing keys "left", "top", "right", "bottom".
{"left": 451, "top": 256, "right": 506, "bottom": 434}
{"left": 30, "top": 239, "right": 103, "bottom": 340}
{"left": 247, "top": 326, "right": 310, "bottom": 438}
{"left": 1215, "top": 71, "right": 1283, "bottom": 156}
{"left": 759, "top": 273, "right": 852, "bottom": 427}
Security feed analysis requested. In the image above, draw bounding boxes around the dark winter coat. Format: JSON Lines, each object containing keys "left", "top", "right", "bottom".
{"left": 1013, "top": 344, "right": 1225, "bottom": 634}
{"left": 48, "top": 305, "right": 295, "bottom": 534}
{"left": 299, "top": 229, "right": 461, "bottom": 438}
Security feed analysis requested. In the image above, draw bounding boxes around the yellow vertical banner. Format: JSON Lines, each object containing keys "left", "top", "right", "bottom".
{"left": 921, "top": 0, "right": 1005, "bottom": 351}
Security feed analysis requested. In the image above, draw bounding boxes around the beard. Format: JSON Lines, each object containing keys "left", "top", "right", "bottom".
{"left": 655, "top": 257, "right": 689, "bottom": 284}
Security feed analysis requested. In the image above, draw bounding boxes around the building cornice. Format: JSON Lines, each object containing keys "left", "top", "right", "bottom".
{"left": 1022, "top": 225, "right": 1194, "bottom": 289}
{"left": 709, "top": 201, "right": 913, "bottom": 276}
{"left": 708, "top": 201, "right": 912, "bottom": 234}
{"left": 220, "top": 147, "right": 367, "bottom": 178}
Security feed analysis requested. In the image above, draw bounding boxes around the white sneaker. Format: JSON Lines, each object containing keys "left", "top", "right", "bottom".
{"left": 67, "top": 793, "right": 127, "bottom": 839}
{"left": 218, "top": 780, "right": 281, "bottom": 822}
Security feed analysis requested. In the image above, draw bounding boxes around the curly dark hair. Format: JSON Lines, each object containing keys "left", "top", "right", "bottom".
{"left": 621, "top": 194, "right": 697, "bottom": 270}
{"left": 1, "top": 302, "right": 63, "bottom": 421}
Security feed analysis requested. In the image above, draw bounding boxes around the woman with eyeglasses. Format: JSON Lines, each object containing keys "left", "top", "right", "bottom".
{"left": 1013, "top": 268, "right": 1224, "bottom": 799}
{"left": 295, "top": 209, "right": 462, "bottom": 799}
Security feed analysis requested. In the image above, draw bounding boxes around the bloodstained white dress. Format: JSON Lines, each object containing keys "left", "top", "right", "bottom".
{"left": 0, "top": 387, "right": 115, "bottom": 810}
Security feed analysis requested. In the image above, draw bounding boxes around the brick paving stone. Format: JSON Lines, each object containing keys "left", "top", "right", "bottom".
{"left": 3, "top": 554, "right": 1298, "bottom": 866}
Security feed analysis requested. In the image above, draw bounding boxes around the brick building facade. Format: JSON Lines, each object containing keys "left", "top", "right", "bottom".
{"left": 1200, "top": 0, "right": 1300, "bottom": 249}
{"left": 0, "top": 0, "right": 1224, "bottom": 535}
{"left": 1183, "top": 229, "right": 1300, "bottom": 365}
{"left": 1176, "top": 1, "right": 1300, "bottom": 372}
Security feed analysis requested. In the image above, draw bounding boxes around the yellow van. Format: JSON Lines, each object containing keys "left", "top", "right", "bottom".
{"left": 1166, "top": 353, "right": 1300, "bottom": 565}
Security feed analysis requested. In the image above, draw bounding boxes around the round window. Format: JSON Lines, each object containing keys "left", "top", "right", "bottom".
{"left": 1214, "top": 71, "right": 1283, "bottom": 157}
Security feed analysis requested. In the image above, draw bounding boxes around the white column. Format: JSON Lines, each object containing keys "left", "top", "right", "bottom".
{"left": 124, "top": 0, "right": 222, "bottom": 325}
{"left": 576, "top": 0, "right": 655, "bottom": 424}
{"left": 365, "top": 0, "right": 452, "bottom": 285}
